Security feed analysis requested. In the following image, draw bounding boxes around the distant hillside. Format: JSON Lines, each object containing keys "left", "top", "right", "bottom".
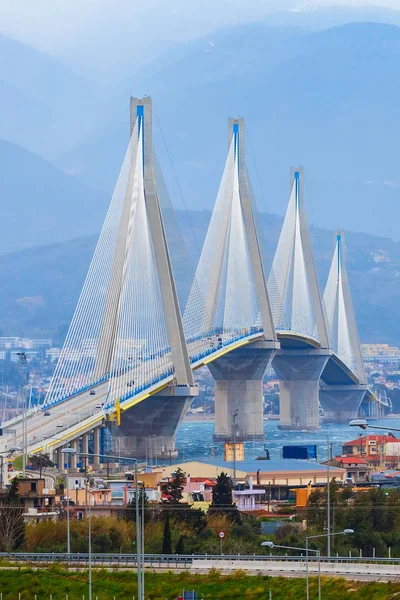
{"left": 0, "top": 139, "right": 108, "bottom": 254}
{"left": 1, "top": 210, "right": 400, "bottom": 346}
{"left": 0, "top": 33, "right": 95, "bottom": 158}
{"left": 56, "top": 22, "right": 400, "bottom": 240}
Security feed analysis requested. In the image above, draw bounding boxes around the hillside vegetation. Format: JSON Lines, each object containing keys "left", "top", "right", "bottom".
{"left": 0, "top": 569, "right": 398, "bottom": 600}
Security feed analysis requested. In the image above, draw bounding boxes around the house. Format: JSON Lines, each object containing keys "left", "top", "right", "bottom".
{"left": 233, "top": 477, "right": 266, "bottom": 511}
{"left": 342, "top": 433, "right": 400, "bottom": 470}
{"left": 0, "top": 478, "right": 57, "bottom": 515}
{"left": 184, "top": 477, "right": 216, "bottom": 502}
{"left": 326, "top": 456, "right": 372, "bottom": 484}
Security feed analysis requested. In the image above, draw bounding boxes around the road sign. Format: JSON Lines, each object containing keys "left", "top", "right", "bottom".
{"left": 218, "top": 531, "right": 225, "bottom": 539}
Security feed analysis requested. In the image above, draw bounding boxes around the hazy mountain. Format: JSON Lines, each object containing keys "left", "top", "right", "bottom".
{"left": 0, "top": 139, "right": 108, "bottom": 254}
{"left": 0, "top": 34, "right": 96, "bottom": 158}
{"left": 56, "top": 22, "right": 400, "bottom": 240}
{"left": 1, "top": 211, "right": 400, "bottom": 346}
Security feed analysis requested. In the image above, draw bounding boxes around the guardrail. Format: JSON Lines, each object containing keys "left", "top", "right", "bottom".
{"left": 1, "top": 553, "right": 400, "bottom": 567}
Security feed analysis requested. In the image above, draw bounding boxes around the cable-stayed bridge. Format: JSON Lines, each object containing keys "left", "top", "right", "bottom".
{"left": 0, "top": 98, "right": 386, "bottom": 464}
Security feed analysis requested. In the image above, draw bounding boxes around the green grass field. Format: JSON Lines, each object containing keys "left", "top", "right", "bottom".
{"left": 0, "top": 568, "right": 398, "bottom": 600}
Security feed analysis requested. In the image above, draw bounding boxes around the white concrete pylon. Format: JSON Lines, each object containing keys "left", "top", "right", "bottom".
{"left": 192, "top": 117, "right": 277, "bottom": 343}
{"left": 268, "top": 167, "right": 329, "bottom": 348}
{"left": 323, "top": 232, "right": 366, "bottom": 383}
{"left": 44, "top": 97, "right": 193, "bottom": 411}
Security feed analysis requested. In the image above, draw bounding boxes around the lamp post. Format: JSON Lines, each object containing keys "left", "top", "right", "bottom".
{"left": 306, "top": 530, "right": 354, "bottom": 600}
{"left": 61, "top": 447, "right": 76, "bottom": 556}
{"left": 262, "top": 541, "right": 321, "bottom": 600}
{"left": 349, "top": 419, "right": 400, "bottom": 432}
{"left": 326, "top": 435, "right": 331, "bottom": 558}
{"left": 232, "top": 409, "right": 238, "bottom": 487}
{"left": 0, "top": 446, "right": 21, "bottom": 489}
{"left": 78, "top": 451, "right": 143, "bottom": 600}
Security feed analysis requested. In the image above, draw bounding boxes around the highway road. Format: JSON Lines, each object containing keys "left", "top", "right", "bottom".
{"left": 0, "top": 331, "right": 262, "bottom": 456}
{"left": 1, "top": 553, "right": 399, "bottom": 582}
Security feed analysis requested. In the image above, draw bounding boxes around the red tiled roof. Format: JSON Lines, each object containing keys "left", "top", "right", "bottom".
{"left": 334, "top": 456, "right": 368, "bottom": 465}
{"left": 343, "top": 434, "right": 398, "bottom": 446}
{"left": 187, "top": 478, "right": 216, "bottom": 486}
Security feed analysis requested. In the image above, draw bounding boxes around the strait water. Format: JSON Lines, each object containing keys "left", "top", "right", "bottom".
{"left": 175, "top": 418, "right": 400, "bottom": 464}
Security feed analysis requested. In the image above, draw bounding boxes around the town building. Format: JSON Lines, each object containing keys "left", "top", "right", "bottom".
{"left": 0, "top": 337, "right": 52, "bottom": 350}
{"left": 341, "top": 433, "right": 400, "bottom": 470}
{"left": 46, "top": 347, "right": 61, "bottom": 362}
{"left": 362, "top": 343, "right": 400, "bottom": 363}
{"left": 325, "top": 456, "right": 372, "bottom": 484}
{"left": 0, "top": 478, "right": 58, "bottom": 521}
{"left": 161, "top": 459, "right": 345, "bottom": 504}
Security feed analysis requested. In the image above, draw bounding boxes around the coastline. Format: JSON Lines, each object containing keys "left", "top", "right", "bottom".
{"left": 183, "top": 414, "right": 280, "bottom": 423}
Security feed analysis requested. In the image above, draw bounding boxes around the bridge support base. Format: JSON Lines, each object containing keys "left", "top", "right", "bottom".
{"left": 358, "top": 395, "right": 386, "bottom": 420}
{"left": 320, "top": 385, "right": 366, "bottom": 423}
{"left": 208, "top": 342, "right": 278, "bottom": 442}
{"left": 110, "top": 385, "right": 197, "bottom": 460}
{"left": 273, "top": 350, "right": 330, "bottom": 431}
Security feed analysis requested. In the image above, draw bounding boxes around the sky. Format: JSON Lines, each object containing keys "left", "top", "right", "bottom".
{"left": 0, "top": 0, "right": 399, "bottom": 80}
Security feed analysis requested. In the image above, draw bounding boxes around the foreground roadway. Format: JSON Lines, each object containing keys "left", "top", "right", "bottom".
{"left": 1, "top": 553, "right": 400, "bottom": 582}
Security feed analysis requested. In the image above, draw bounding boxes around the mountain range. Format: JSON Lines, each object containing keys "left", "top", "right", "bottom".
{"left": 1, "top": 17, "right": 400, "bottom": 345}
{"left": 0, "top": 139, "right": 108, "bottom": 254}
{"left": 0, "top": 210, "right": 399, "bottom": 346}
{"left": 55, "top": 21, "right": 400, "bottom": 240}
{"left": 1, "top": 21, "right": 400, "bottom": 249}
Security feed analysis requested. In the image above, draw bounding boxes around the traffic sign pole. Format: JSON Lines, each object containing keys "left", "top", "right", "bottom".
{"left": 218, "top": 530, "right": 225, "bottom": 555}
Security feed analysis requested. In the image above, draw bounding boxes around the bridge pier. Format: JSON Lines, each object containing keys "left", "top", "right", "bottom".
{"left": 110, "top": 385, "right": 197, "bottom": 459}
{"left": 55, "top": 448, "right": 62, "bottom": 470}
{"left": 320, "top": 384, "right": 366, "bottom": 423}
{"left": 359, "top": 395, "right": 386, "bottom": 420}
{"left": 208, "top": 342, "right": 278, "bottom": 442}
{"left": 273, "top": 350, "right": 330, "bottom": 430}
{"left": 81, "top": 433, "right": 89, "bottom": 457}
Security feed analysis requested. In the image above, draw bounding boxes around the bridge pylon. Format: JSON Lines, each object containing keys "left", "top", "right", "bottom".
{"left": 193, "top": 117, "right": 279, "bottom": 443}
{"left": 44, "top": 97, "right": 197, "bottom": 459}
{"left": 269, "top": 167, "right": 330, "bottom": 430}
{"left": 320, "top": 232, "right": 367, "bottom": 422}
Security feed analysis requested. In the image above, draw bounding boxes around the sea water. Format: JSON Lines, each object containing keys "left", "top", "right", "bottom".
{"left": 175, "top": 417, "right": 400, "bottom": 464}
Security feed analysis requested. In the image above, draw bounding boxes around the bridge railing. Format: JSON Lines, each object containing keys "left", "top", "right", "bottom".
{"left": 1, "top": 552, "right": 400, "bottom": 566}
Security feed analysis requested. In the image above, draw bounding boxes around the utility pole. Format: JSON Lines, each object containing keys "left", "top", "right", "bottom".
{"left": 232, "top": 410, "right": 238, "bottom": 487}
{"left": 17, "top": 352, "right": 28, "bottom": 476}
{"left": 327, "top": 435, "right": 331, "bottom": 558}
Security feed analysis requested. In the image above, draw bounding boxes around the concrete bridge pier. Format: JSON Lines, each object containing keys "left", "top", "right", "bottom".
{"left": 273, "top": 350, "right": 330, "bottom": 430}
{"left": 110, "top": 385, "right": 197, "bottom": 460}
{"left": 208, "top": 342, "right": 278, "bottom": 442}
{"left": 320, "top": 384, "right": 366, "bottom": 423}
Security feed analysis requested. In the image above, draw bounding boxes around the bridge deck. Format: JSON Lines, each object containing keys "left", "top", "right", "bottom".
{"left": 0, "top": 330, "right": 365, "bottom": 454}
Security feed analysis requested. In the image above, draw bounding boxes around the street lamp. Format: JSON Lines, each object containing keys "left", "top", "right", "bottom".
{"left": 326, "top": 434, "right": 331, "bottom": 558}
{"left": 261, "top": 541, "right": 321, "bottom": 600}
{"left": 78, "top": 452, "right": 143, "bottom": 600}
{"left": 305, "top": 530, "right": 354, "bottom": 600}
{"left": 61, "top": 447, "right": 77, "bottom": 555}
{"left": 349, "top": 419, "right": 400, "bottom": 432}
{"left": 0, "top": 446, "right": 22, "bottom": 489}
{"left": 232, "top": 410, "right": 238, "bottom": 487}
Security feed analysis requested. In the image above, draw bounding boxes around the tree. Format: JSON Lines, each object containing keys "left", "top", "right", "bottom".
{"left": 29, "top": 453, "right": 54, "bottom": 476}
{"left": 175, "top": 534, "right": 185, "bottom": 554}
{"left": 0, "top": 477, "right": 24, "bottom": 551}
{"left": 163, "top": 467, "right": 186, "bottom": 503}
{"left": 124, "top": 485, "right": 151, "bottom": 523}
{"left": 162, "top": 513, "right": 172, "bottom": 554}
{"left": 209, "top": 471, "right": 240, "bottom": 522}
